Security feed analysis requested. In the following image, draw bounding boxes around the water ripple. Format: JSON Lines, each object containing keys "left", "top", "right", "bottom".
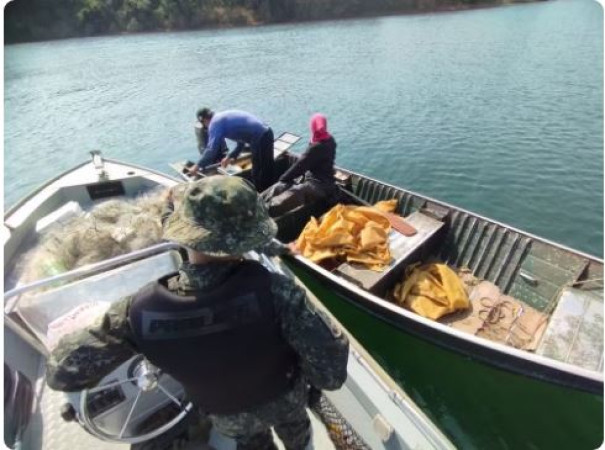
{"left": 4, "top": 0, "right": 603, "bottom": 258}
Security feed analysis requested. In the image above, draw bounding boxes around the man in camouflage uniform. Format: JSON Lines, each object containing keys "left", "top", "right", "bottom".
{"left": 46, "top": 175, "right": 349, "bottom": 450}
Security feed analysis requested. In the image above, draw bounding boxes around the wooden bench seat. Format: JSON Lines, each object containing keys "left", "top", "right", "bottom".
{"left": 334, "top": 211, "right": 444, "bottom": 294}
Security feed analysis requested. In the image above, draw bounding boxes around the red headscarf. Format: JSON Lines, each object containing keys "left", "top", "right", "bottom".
{"left": 310, "top": 113, "right": 332, "bottom": 144}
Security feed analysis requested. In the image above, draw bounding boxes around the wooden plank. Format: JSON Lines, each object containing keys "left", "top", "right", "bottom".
{"left": 383, "top": 212, "right": 417, "bottom": 236}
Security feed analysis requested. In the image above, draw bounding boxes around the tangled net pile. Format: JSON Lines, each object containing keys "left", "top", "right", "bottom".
{"left": 19, "top": 188, "right": 170, "bottom": 283}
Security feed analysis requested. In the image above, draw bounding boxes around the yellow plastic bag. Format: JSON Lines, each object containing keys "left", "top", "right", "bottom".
{"left": 392, "top": 263, "right": 470, "bottom": 320}
{"left": 295, "top": 203, "right": 392, "bottom": 271}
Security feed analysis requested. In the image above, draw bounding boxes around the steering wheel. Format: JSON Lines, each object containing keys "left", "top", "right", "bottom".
{"left": 77, "top": 356, "right": 193, "bottom": 444}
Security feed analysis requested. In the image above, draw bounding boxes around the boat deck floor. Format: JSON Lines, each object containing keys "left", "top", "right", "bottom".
{"left": 438, "top": 273, "right": 603, "bottom": 371}
{"left": 439, "top": 273, "right": 549, "bottom": 351}
{"left": 536, "top": 287, "right": 604, "bottom": 372}
{"left": 27, "top": 368, "right": 334, "bottom": 450}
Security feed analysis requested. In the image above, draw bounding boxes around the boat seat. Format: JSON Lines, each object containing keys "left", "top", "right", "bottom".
{"left": 536, "top": 287, "right": 604, "bottom": 372}
{"left": 334, "top": 211, "right": 444, "bottom": 295}
{"left": 35, "top": 201, "right": 83, "bottom": 233}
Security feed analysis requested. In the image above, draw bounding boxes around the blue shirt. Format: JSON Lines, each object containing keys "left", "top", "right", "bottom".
{"left": 197, "top": 110, "right": 269, "bottom": 168}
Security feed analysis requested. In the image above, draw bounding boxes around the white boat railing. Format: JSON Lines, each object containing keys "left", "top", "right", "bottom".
{"left": 4, "top": 242, "right": 181, "bottom": 312}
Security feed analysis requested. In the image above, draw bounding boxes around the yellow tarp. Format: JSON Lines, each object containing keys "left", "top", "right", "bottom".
{"left": 295, "top": 201, "right": 397, "bottom": 271}
{"left": 392, "top": 263, "right": 470, "bottom": 320}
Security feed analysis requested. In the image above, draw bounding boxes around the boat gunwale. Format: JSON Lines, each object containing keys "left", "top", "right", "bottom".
{"left": 4, "top": 157, "right": 182, "bottom": 221}
{"left": 279, "top": 259, "right": 455, "bottom": 448}
{"left": 332, "top": 163, "right": 604, "bottom": 264}
{"left": 288, "top": 254, "right": 604, "bottom": 393}
{"left": 4, "top": 159, "right": 90, "bottom": 221}
{"left": 6, "top": 154, "right": 602, "bottom": 392}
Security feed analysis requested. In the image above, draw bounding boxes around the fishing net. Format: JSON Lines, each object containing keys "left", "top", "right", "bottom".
{"left": 18, "top": 188, "right": 169, "bottom": 284}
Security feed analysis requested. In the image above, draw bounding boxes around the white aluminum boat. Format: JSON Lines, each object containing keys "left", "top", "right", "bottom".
{"left": 4, "top": 152, "right": 454, "bottom": 450}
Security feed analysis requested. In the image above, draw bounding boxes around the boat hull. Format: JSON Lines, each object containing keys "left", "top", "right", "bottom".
{"left": 4, "top": 156, "right": 456, "bottom": 450}
{"left": 288, "top": 257, "right": 602, "bottom": 392}
{"left": 175, "top": 153, "right": 605, "bottom": 448}
{"left": 290, "top": 262, "right": 604, "bottom": 450}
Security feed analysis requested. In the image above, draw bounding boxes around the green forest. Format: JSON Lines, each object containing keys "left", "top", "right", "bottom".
{"left": 5, "top": 0, "right": 530, "bottom": 43}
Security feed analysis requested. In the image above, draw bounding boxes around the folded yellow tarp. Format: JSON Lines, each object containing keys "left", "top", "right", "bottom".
{"left": 296, "top": 201, "right": 397, "bottom": 271}
{"left": 392, "top": 263, "right": 470, "bottom": 320}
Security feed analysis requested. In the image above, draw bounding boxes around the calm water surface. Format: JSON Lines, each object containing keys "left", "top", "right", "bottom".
{"left": 4, "top": 0, "right": 603, "bottom": 257}
{"left": 4, "top": 0, "right": 603, "bottom": 447}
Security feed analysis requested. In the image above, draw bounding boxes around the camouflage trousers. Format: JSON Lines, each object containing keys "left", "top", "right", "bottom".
{"left": 209, "top": 377, "right": 310, "bottom": 450}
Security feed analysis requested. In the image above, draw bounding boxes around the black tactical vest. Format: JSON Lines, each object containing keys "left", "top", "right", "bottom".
{"left": 128, "top": 261, "right": 298, "bottom": 414}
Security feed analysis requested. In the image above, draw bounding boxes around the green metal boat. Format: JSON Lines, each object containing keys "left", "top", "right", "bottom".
{"left": 182, "top": 144, "right": 604, "bottom": 449}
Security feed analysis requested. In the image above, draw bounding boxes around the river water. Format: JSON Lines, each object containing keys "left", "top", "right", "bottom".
{"left": 4, "top": 0, "right": 603, "bottom": 257}
{"left": 4, "top": 0, "right": 603, "bottom": 447}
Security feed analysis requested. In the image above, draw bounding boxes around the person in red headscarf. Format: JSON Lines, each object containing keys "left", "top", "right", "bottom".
{"left": 261, "top": 113, "right": 339, "bottom": 218}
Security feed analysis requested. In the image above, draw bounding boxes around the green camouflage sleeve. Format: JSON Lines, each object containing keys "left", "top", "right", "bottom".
{"left": 270, "top": 274, "right": 349, "bottom": 390}
{"left": 46, "top": 297, "right": 138, "bottom": 392}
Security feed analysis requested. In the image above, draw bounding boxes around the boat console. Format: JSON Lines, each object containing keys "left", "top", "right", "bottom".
{"left": 5, "top": 246, "right": 191, "bottom": 445}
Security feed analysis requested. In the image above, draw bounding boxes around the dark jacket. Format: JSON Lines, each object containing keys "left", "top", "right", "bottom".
{"left": 46, "top": 260, "right": 349, "bottom": 400}
{"left": 279, "top": 137, "right": 336, "bottom": 185}
{"left": 129, "top": 261, "right": 298, "bottom": 414}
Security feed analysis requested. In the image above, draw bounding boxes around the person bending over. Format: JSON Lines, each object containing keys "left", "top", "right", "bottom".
{"left": 189, "top": 110, "right": 275, "bottom": 191}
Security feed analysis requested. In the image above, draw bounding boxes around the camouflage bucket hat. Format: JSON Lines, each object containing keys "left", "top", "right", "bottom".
{"left": 163, "top": 175, "right": 277, "bottom": 256}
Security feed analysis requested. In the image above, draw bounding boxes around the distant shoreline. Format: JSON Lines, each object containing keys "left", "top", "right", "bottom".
{"left": 259, "top": 1, "right": 544, "bottom": 29}
{"left": 5, "top": 0, "right": 545, "bottom": 45}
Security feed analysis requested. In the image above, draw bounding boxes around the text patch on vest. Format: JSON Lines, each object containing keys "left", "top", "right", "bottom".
{"left": 141, "top": 293, "right": 261, "bottom": 340}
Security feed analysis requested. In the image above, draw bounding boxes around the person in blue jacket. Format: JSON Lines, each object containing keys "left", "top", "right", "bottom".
{"left": 194, "top": 107, "right": 228, "bottom": 158}
{"left": 188, "top": 109, "right": 275, "bottom": 191}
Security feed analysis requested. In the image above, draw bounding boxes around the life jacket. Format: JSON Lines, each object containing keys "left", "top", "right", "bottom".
{"left": 128, "top": 261, "right": 298, "bottom": 414}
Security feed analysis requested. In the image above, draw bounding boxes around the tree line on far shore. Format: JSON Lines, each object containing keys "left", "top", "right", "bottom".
{"left": 5, "top": 0, "right": 529, "bottom": 43}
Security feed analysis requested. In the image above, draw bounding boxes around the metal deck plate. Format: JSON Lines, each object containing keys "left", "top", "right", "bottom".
{"left": 29, "top": 374, "right": 334, "bottom": 450}
{"left": 536, "top": 287, "right": 604, "bottom": 372}
{"left": 26, "top": 372, "right": 126, "bottom": 450}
